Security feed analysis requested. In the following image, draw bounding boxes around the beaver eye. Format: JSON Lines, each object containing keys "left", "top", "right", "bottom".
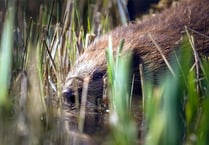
{"left": 92, "top": 71, "right": 104, "bottom": 80}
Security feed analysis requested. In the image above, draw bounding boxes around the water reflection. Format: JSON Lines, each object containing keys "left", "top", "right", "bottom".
{"left": 63, "top": 95, "right": 142, "bottom": 145}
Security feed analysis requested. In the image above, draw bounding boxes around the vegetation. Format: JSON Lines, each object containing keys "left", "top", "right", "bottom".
{"left": 0, "top": 0, "right": 209, "bottom": 145}
{"left": 143, "top": 35, "right": 209, "bottom": 145}
{"left": 106, "top": 38, "right": 137, "bottom": 145}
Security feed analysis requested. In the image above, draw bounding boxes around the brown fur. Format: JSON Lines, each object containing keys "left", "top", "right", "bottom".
{"left": 63, "top": 0, "right": 209, "bottom": 104}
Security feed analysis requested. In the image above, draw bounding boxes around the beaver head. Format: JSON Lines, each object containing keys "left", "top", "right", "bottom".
{"left": 62, "top": 36, "right": 109, "bottom": 106}
{"left": 62, "top": 32, "right": 149, "bottom": 106}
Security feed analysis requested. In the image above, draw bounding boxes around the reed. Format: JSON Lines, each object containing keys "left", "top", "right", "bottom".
{"left": 1, "top": 1, "right": 209, "bottom": 145}
{"left": 106, "top": 37, "right": 137, "bottom": 145}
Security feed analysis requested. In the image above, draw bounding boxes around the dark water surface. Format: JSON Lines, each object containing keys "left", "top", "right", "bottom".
{"left": 63, "top": 95, "right": 143, "bottom": 145}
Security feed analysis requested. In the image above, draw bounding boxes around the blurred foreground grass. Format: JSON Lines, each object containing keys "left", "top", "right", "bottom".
{"left": 0, "top": 0, "right": 209, "bottom": 145}
{"left": 143, "top": 35, "right": 209, "bottom": 145}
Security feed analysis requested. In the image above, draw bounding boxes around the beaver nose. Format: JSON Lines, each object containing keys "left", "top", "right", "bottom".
{"left": 62, "top": 88, "right": 75, "bottom": 104}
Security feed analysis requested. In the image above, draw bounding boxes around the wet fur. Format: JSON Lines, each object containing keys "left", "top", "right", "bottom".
{"left": 63, "top": 0, "right": 209, "bottom": 104}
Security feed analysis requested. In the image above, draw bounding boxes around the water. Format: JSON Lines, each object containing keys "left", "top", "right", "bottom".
{"left": 63, "top": 95, "right": 143, "bottom": 145}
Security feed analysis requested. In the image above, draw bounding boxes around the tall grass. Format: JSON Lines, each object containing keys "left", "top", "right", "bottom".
{"left": 105, "top": 32, "right": 209, "bottom": 145}
{"left": 1, "top": 0, "right": 209, "bottom": 145}
{"left": 143, "top": 35, "right": 209, "bottom": 145}
{"left": 0, "top": 7, "right": 14, "bottom": 108}
{"left": 0, "top": 0, "right": 128, "bottom": 145}
{"left": 106, "top": 37, "right": 137, "bottom": 145}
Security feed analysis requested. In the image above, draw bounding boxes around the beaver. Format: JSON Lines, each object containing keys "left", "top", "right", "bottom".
{"left": 62, "top": 0, "right": 209, "bottom": 105}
